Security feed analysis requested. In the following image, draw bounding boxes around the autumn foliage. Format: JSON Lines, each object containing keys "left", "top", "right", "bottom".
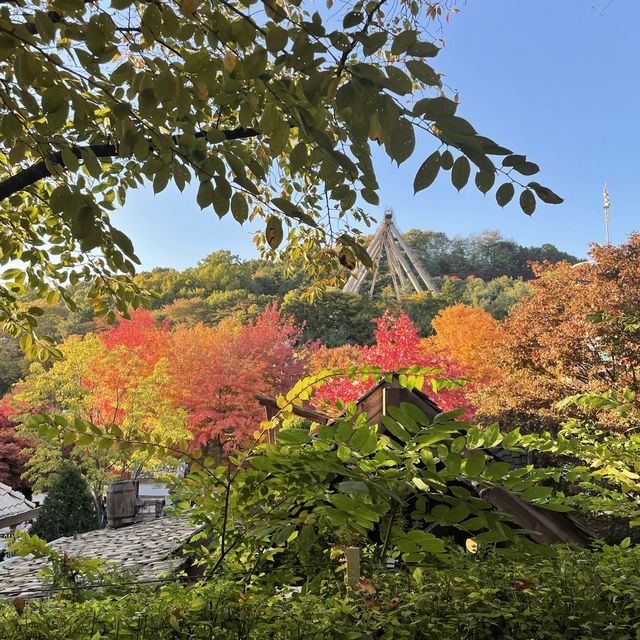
{"left": 313, "top": 311, "right": 473, "bottom": 416}
{"left": 0, "top": 399, "right": 31, "bottom": 491}
{"left": 422, "top": 304, "right": 504, "bottom": 383}
{"left": 473, "top": 235, "right": 640, "bottom": 431}
{"left": 169, "top": 303, "right": 304, "bottom": 448}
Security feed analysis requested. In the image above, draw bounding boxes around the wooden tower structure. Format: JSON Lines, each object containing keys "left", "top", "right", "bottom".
{"left": 342, "top": 210, "right": 439, "bottom": 298}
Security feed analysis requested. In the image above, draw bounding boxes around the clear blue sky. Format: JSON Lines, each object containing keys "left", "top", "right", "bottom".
{"left": 114, "top": 0, "right": 639, "bottom": 270}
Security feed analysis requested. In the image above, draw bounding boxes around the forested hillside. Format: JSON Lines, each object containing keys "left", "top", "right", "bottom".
{"left": 0, "top": 230, "right": 578, "bottom": 398}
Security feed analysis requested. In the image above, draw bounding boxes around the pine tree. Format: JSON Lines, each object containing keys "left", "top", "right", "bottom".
{"left": 32, "top": 465, "right": 100, "bottom": 542}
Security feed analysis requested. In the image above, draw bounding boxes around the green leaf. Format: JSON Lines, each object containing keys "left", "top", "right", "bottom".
{"left": 519, "top": 189, "right": 536, "bottom": 216}
{"left": 385, "top": 66, "right": 413, "bottom": 95}
{"left": 451, "top": 156, "right": 470, "bottom": 191}
{"left": 440, "top": 150, "right": 454, "bottom": 170}
{"left": 142, "top": 3, "right": 162, "bottom": 33}
{"left": 231, "top": 192, "right": 249, "bottom": 224}
{"left": 413, "top": 151, "right": 440, "bottom": 193}
{"left": 343, "top": 11, "right": 363, "bottom": 28}
{"left": 361, "top": 188, "right": 379, "bottom": 205}
{"left": 381, "top": 415, "right": 411, "bottom": 443}
{"left": 528, "top": 181, "right": 564, "bottom": 205}
{"left": 522, "top": 486, "right": 553, "bottom": 501}
{"left": 495, "top": 183, "right": 515, "bottom": 207}
{"left": 60, "top": 147, "right": 80, "bottom": 172}
{"left": 502, "top": 154, "right": 526, "bottom": 168}
{"left": 388, "top": 118, "right": 415, "bottom": 165}
{"left": 475, "top": 169, "right": 495, "bottom": 194}
{"left": 412, "top": 97, "right": 457, "bottom": 119}
{"left": 336, "top": 443, "right": 351, "bottom": 462}
{"left": 406, "top": 60, "right": 439, "bottom": 86}
{"left": 485, "top": 461, "right": 510, "bottom": 481}
{"left": 337, "top": 480, "right": 368, "bottom": 493}
{"left": 265, "top": 216, "right": 283, "bottom": 249}
{"left": 437, "top": 116, "right": 476, "bottom": 137}
{"left": 277, "top": 429, "right": 310, "bottom": 445}
{"left": 111, "top": 228, "right": 138, "bottom": 261}
{"left": 391, "top": 30, "right": 417, "bottom": 55}
{"left": 362, "top": 31, "right": 387, "bottom": 56}
{"left": 407, "top": 41, "right": 439, "bottom": 57}
{"left": 463, "top": 453, "right": 485, "bottom": 477}
{"left": 512, "top": 161, "right": 540, "bottom": 176}
{"left": 271, "top": 197, "right": 317, "bottom": 227}
{"left": 265, "top": 25, "right": 288, "bottom": 51}
{"left": 197, "top": 180, "right": 215, "bottom": 209}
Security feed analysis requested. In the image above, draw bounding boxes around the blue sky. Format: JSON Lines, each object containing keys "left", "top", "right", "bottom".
{"left": 114, "top": 0, "right": 638, "bottom": 270}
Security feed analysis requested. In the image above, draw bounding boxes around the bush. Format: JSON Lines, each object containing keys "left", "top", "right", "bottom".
{"left": 2, "top": 544, "right": 639, "bottom": 639}
{"left": 32, "top": 464, "right": 100, "bottom": 542}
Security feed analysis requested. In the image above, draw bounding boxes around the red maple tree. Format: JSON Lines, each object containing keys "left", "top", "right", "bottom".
{"left": 169, "top": 303, "right": 305, "bottom": 449}
{"left": 314, "top": 311, "right": 473, "bottom": 416}
{"left": 0, "top": 398, "right": 32, "bottom": 491}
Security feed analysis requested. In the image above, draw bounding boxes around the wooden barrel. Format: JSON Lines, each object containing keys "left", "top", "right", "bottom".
{"left": 106, "top": 480, "right": 137, "bottom": 528}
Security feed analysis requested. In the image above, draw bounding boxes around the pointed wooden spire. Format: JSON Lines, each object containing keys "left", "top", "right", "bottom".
{"left": 343, "top": 210, "right": 439, "bottom": 296}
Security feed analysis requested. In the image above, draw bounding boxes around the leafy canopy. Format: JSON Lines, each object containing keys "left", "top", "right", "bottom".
{"left": 0, "top": 0, "right": 562, "bottom": 355}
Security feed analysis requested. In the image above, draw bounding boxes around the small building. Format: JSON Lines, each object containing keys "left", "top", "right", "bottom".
{"left": 258, "top": 377, "right": 592, "bottom": 546}
{"left": 0, "top": 483, "right": 40, "bottom": 557}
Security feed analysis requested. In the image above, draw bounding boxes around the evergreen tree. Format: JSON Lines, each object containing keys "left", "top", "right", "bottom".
{"left": 32, "top": 465, "right": 100, "bottom": 542}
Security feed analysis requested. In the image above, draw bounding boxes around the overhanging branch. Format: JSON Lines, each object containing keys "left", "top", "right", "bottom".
{"left": 0, "top": 126, "right": 260, "bottom": 202}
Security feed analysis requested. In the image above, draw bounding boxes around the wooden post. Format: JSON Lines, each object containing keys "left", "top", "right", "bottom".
{"left": 345, "top": 546, "right": 360, "bottom": 592}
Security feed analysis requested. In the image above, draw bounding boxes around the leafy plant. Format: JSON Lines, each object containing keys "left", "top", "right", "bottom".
{"left": 31, "top": 464, "right": 100, "bottom": 542}
{"left": 0, "top": 0, "right": 563, "bottom": 353}
{"left": 2, "top": 544, "right": 640, "bottom": 639}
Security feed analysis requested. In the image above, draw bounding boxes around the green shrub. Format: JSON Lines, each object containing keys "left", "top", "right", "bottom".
{"left": 32, "top": 464, "right": 100, "bottom": 542}
{"left": 2, "top": 544, "right": 639, "bottom": 640}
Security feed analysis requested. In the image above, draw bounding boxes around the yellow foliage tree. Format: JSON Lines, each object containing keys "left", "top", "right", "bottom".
{"left": 421, "top": 304, "right": 504, "bottom": 384}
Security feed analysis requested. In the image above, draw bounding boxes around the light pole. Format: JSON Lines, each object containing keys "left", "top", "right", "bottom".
{"left": 603, "top": 184, "right": 610, "bottom": 245}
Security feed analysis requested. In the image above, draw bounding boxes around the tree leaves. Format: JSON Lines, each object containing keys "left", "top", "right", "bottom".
{"left": 265, "top": 216, "right": 283, "bottom": 249}
{"left": 413, "top": 151, "right": 440, "bottom": 193}
{"left": 406, "top": 60, "right": 440, "bottom": 86}
{"left": 496, "top": 183, "right": 515, "bottom": 207}
{"left": 412, "top": 96, "right": 457, "bottom": 119}
{"left": 0, "top": 0, "right": 564, "bottom": 353}
{"left": 451, "top": 156, "right": 470, "bottom": 191}
{"left": 528, "top": 182, "right": 564, "bottom": 205}
{"left": 519, "top": 189, "right": 536, "bottom": 215}
{"left": 388, "top": 118, "right": 415, "bottom": 165}
{"left": 475, "top": 169, "right": 495, "bottom": 194}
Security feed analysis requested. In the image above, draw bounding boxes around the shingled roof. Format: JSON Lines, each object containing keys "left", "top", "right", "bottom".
{"left": 0, "top": 483, "right": 39, "bottom": 530}
{"left": 0, "top": 516, "right": 203, "bottom": 599}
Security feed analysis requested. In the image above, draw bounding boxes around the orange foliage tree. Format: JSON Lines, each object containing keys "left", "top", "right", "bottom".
{"left": 473, "top": 234, "right": 640, "bottom": 432}
{"left": 422, "top": 304, "right": 504, "bottom": 384}
{"left": 169, "top": 303, "right": 305, "bottom": 450}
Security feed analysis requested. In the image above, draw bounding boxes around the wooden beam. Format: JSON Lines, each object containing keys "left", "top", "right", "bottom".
{"left": 0, "top": 508, "right": 40, "bottom": 530}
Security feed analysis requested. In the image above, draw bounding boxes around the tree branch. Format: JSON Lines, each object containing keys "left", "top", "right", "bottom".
{"left": 0, "top": 126, "right": 260, "bottom": 202}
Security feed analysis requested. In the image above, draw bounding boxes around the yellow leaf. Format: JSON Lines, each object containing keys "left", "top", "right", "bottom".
{"left": 465, "top": 538, "right": 478, "bottom": 554}
{"left": 193, "top": 79, "right": 208, "bottom": 100}
{"left": 223, "top": 52, "right": 237, "bottom": 73}
{"left": 180, "top": 0, "right": 203, "bottom": 15}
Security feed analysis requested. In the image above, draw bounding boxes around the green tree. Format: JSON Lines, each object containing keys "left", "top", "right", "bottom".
{"left": 282, "top": 289, "right": 378, "bottom": 346}
{"left": 0, "top": 336, "right": 27, "bottom": 396}
{"left": 0, "top": 0, "right": 562, "bottom": 353}
{"left": 32, "top": 464, "right": 100, "bottom": 542}
{"left": 461, "top": 275, "right": 531, "bottom": 320}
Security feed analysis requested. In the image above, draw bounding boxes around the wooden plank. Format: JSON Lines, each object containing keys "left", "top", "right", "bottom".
{"left": 345, "top": 546, "right": 360, "bottom": 591}
{"left": 484, "top": 488, "right": 590, "bottom": 545}
{"left": 0, "top": 508, "right": 40, "bottom": 530}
